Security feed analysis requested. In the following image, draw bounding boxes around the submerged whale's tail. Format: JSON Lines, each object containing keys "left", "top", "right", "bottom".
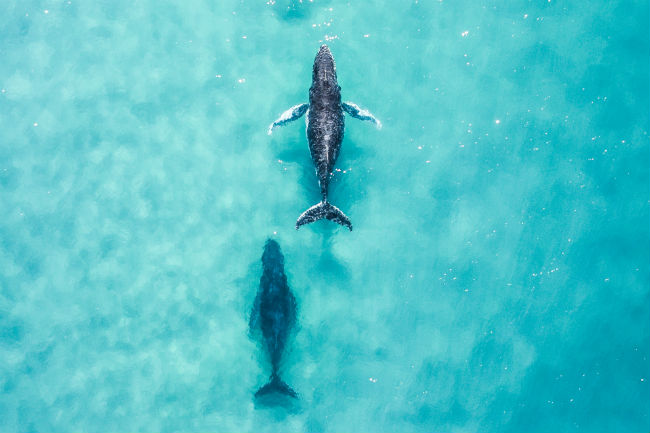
{"left": 296, "top": 201, "right": 352, "bottom": 231}
{"left": 255, "top": 373, "right": 297, "bottom": 398}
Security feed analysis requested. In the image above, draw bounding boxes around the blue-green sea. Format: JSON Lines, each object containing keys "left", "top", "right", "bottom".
{"left": 1, "top": 1, "right": 649, "bottom": 432}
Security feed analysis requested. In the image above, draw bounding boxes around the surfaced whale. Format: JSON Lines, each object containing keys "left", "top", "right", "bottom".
{"left": 268, "top": 45, "right": 381, "bottom": 231}
{"left": 249, "top": 239, "right": 298, "bottom": 399}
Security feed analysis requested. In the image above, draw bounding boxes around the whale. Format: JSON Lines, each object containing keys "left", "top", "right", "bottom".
{"left": 249, "top": 239, "right": 298, "bottom": 399}
{"left": 268, "top": 45, "right": 381, "bottom": 231}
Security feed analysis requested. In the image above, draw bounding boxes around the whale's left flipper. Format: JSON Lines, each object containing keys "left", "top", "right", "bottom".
{"left": 268, "top": 103, "right": 309, "bottom": 135}
{"left": 248, "top": 291, "right": 261, "bottom": 332}
{"left": 343, "top": 102, "right": 382, "bottom": 129}
{"left": 296, "top": 201, "right": 352, "bottom": 231}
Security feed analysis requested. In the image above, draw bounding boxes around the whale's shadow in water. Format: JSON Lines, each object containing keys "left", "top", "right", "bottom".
{"left": 313, "top": 234, "right": 351, "bottom": 283}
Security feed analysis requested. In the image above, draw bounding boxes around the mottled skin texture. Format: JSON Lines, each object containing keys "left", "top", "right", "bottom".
{"left": 308, "top": 45, "right": 345, "bottom": 201}
{"left": 250, "top": 240, "right": 297, "bottom": 384}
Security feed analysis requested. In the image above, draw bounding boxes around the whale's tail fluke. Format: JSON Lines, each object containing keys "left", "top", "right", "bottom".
{"left": 255, "top": 373, "right": 297, "bottom": 399}
{"left": 296, "top": 201, "right": 352, "bottom": 231}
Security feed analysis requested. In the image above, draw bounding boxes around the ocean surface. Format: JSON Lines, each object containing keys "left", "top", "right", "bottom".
{"left": 1, "top": 1, "right": 648, "bottom": 432}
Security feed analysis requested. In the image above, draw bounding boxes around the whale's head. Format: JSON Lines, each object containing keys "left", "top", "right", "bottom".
{"left": 262, "top": 238, "right": 284, "bottom": 269}
{"left": 312, "top": 44, "right": 339, "bottom": 90}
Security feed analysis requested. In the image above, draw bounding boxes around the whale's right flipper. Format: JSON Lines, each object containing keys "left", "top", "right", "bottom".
{"left": 296, "top": 201, "right": 352, "bottom": 230}
{"left": 342, "top": 102, "right": 382, "bottom": 129}
{"left": 255, "top": 373, "right": 297, "bottom": 398}
{"left": 268, "top": 103, "right": 309, "bottom": 135}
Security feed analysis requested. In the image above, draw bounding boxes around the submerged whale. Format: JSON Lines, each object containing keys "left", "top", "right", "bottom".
{"left": 268, "top": 45, "right": 381, "bottom": 231}
{"left": 249, "top": 239, "right": 298, "bottom": 399}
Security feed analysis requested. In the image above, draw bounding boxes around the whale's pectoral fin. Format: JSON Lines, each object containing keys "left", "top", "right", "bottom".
{"left": 268, "top": 103, "right": 309, "bottom": 135}
{"left": 249, "top": 291, "right": 261, "bottom": 332}
{"left": 343, "top": 102, "right": 382, "bottom": 129}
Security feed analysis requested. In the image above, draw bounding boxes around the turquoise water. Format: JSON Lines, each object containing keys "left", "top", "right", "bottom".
{"left": 1, "top": 0, "right": 649, "bottom": 431}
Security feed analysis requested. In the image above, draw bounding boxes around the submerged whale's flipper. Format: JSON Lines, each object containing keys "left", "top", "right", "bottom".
{"left": 255, "top": 373, "right": 297, "bottom": 399}
{"left": 296, "top": 201, "right": 352, "bottom": 231}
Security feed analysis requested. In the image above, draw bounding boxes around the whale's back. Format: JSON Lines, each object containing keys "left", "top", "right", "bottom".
{"left": 308, "top": 46, "right": 345, "bottom": 177}
{"left": 251, "top": 240, "right": 297, "bottom": 369}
